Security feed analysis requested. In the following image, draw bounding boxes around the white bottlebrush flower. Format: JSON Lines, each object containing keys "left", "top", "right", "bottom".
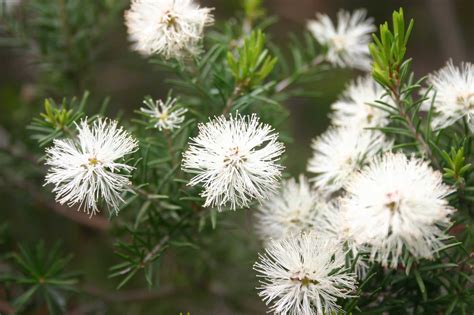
{"left": 342, "top": 153, "right": 455, "bottom": 268}
{"left": 254, "top": 175, "right": 326, "bottom": 241}
{"left": 125, "top": 0, "right": 214, "bottom": 59}
{"left": 307, "top": 9, "right": 375, "bottom": 71}
{"left": 45, "top": 118, "right": 139, "bottom": 216}
{"left": 425, "top": 61, "right": 474, "bottom": 131}
{"left": 317, "top": 202, "right": 368, "bottom": 278}
{"left": 182, "top": 113, "right": 285, "bottom": 210}
{"left": 307, "top": 127, "right": 391, "bottom": 195}
{"left": 331, "top": 75, "right": 391, "bottom": 129}
{"left": 1, "top": 0, "right": 20, "bottom": 13}
{"left": 254, "top": 232, "right": 357, "bottom": 315}
{"left": 140, "top": 97, "right": 187, "bottom": 131}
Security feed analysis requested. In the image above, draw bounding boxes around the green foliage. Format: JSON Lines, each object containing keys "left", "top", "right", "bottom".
{"left": 110, "top": 211, "right": 167, "bottom": 289}
{"left": 28, "top": 92, "right": 89, "bottom": 147}
{"left": 227, "top": 30, "right": 277, "bottom": 90}
{"left": 1, "top": 242, "right": 79, "bottom": 314}
{"left": 33, "top": 0, "right": 126, "bottom": 90}
{"left": 343, "top": 236, "right": 474, "bottom": 314}
{"left": 369, "top": 9, "right": 440, "bottom": 168}
{"left": 442, "top": 145, "right": 472, "bottom": 187}
{"left": 2, "top": 0, "right": 126, "bottom": 94}
{"left": 151, "top": 24, "right": 287, "bottom": 118}
{"left": 365, "top": 8, "right": 474, "bottom": 314}
{"left": 270, "top": 31, "right": 330, "bottom": 95}
{"left": 369, "top": 8, "right": 414, "bottom": 89}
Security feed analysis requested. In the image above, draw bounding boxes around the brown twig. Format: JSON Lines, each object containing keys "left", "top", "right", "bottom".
{"left": 114, "top": 233, "right": 170, "bottom": 277}
{"left": 2, "top": 170, "right": 110, "bottom": 231}
{"left": 0, "top": 126, "right": 110, "bottom": 231}
{"left": 390, "top": 85, "right": 440, "bottom": 169}
{"left": 144, "top": 235, "right": 170, "bottom": 263}
{"left": 114, "top": 208, "right": 198, "bottom": 277}
{"left": 222, "top": 85, "right": 242, "bottom": 115}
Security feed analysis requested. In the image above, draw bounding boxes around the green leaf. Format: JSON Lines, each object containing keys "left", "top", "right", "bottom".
{"left": 12, "top": 285, "right": 39, "bottom": 310}
{"left": 370, "top": 8, "right": 413, "bottom": 90}
{"left": 227, "top": 30, "right": 277, "bottom": 90}
{"left": 116, "top": 267, "right": 138, "bottom": 290}
{"left": 446, "top": 297, "right": 459, "bottom": 315}
{"left": 414, "top": 270, "right": 428, "bottom": 301}
{"left": 210, "top": 208, "right": 217, "bottom": 229}
{"left": 418, "top": 263, "right": 458, "bottom": 272}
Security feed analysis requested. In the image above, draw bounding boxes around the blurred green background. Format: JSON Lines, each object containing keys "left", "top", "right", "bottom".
{"left": 0, "top": 0, "right": 472, "bottom": 314}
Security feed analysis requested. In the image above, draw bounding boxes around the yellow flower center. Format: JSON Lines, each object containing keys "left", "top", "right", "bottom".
{"left": 385, "top": 191, "right": 401, "bottom": 214}
{"left": 331, "top": 35, "right": 347, "bottom": 52}
{"left": 159, "top": 112, "right": 169, "bottom": 122}
{"left": 456, "top": 92, "right": 474, "bottom": 109}
{"left": 290, "top": 273, "right": 320, "bottom": 287}
{"left": 161, "top": 10, "right": 177, "bottom": 28}
{"left": 88, "top": 157, "right": 99, "bottom": 166}
{"left": 223, "top": 147, "right": 246, "bottom": 166}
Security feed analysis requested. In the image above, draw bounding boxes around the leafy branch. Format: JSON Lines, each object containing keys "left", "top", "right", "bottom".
{"left": 225, "top": 29, "right": 277, "bottom": 114}
{"left": 370, "top": 8, "right": 440, "bottom": 169}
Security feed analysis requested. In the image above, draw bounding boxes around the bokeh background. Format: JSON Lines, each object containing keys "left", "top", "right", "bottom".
{"left": 0, "top": 0, "right": 472, "bottom": 314}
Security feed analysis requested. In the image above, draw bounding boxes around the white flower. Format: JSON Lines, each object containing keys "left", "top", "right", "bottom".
{"left": 307, "top": 127, "right": 391, "bottom": 195}
{"left": 331, "top": 75, "right": 391, "bottom": 129}
{"left": 342, "top": 153, "right": 455, "bottom": 268}
{"left": 182, "top": 113, "right": 285, "bottom": 210}
{"left": 124, "top": 0, "right": 214, "bottom": 59}
{"left": 307, "top": 9, "right": 375, "bottom": 71}
{"left": 254, "top": 232, "right": 357, "bottom": 315}
{"left": 1, "top": 0, "right": 20, "bottom": 13}
{"left": 140, "top": 97, "right": 187, "bottom": 131}
{"left": 425, "top": 61, "right": 474, "bottom": 131}
{"left": 45, "top": 118, "right": 139, "bottom": 216}
{"left": 317, "top": 202, "right": 368, "bottom": 278}
{"left": 254, "top": 175, "right": 325, "bottom": 241}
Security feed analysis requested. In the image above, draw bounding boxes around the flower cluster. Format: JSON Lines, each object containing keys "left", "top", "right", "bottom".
{"left": 254, "top": 175, "right": 325, "bottom": 241}
{"left": 342, "top": 153, "right": 454, "bottom": 268}
{"left": 182, "top": 114, "right": 285, "bottom": 210}
{"left": 251, "top": 40, "right": 459, "bottom": 314}
{"left": 254, "top": 233, "right": 357, "bottom": 315}
{"left": 308, "top": 73, "right": 393, "bottom": 197}
{"left": 307, "top": 9, "right": 375, "bottom": 71}
{"left": 425, "top": 61, "right": 474, "bottom": 131}
{"left": 331, "top": 75, "right": 391, "bottom": 129}
{"left": 35, "top": 4, "right": 464, "bottom": 314}
{"left": 45, "top": 118, "right": 138, "bottom": 216}
{"left": 307, "top": 127, "right": 391, "bottom": 195}
{"left": 255, "top": 151, "right": 454, "bottom": 313}
{"left": 140, "top": 97, "right": 187, "bottom": 131}
{"left": 125, "top": 0, "right": 214, "bottom": 59}
{"left": 2, "top": 0, "right": 20, "bottom": 13}
{"left": 316, "top": 202, "right": 368, "bottom": 277}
